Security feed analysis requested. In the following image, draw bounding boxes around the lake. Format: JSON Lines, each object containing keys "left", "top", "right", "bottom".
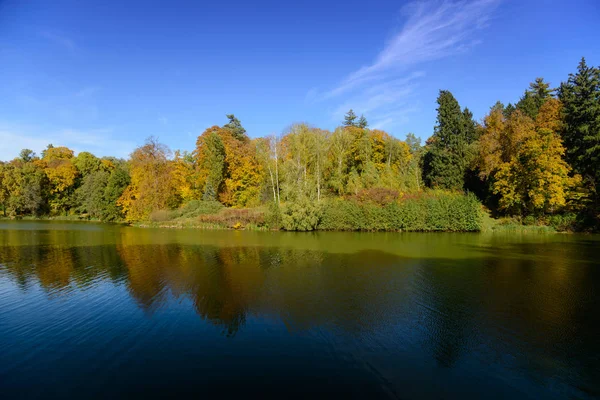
{"left": 0, "top": 221, "right": 598, "bottom": 399}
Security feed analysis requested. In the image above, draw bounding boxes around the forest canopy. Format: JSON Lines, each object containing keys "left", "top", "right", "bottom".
{"left": 1, "top": 58, "right": 599, "bottom": 231}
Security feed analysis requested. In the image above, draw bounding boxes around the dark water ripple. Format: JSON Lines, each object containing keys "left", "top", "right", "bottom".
{"left": 1, "top": 221, "right": 599, "bottom": 399}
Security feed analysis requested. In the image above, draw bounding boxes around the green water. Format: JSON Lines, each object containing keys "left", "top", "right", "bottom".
{"left": 0, "top": 221, "right": 598, "bottom": 399}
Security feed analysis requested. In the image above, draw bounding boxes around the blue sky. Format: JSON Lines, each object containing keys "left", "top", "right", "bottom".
{"left": 0, "top": 0, "right": 598, "bottom": 160}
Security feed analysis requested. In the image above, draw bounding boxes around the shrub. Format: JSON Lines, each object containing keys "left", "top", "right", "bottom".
{"left": 170, "top": 200, "right": 224, "bottom": 219}
{"left": 198, "top": 207, "right": 265, "bottom": 228}
{"left": 281, "top": 199, "right": 322, "bottom": 231}
{"left": 350, "top": 187, "right": 399, "bottom": 206}
{"left": 318, "top": 191, "right": 483, "bottom": 232}
{"left": 149, "top": 209, "right": 171, "bottom": 222}
{"left": 548, "top": 213, "right": 577, "bottom": 232}
{"left": 265, "top": 202, "right": 283, "bottom": 230}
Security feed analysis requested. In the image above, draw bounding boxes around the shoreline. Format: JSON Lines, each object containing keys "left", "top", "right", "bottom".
{"left": 1, "top": 216, "right": 569, "bottom": 234}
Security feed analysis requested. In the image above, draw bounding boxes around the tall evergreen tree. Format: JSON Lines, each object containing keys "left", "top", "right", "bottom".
{"left": 423, "top": 90, "right": 476, "bottom": 190}
{"left": 558, "top": 58, "right": 600, "bottom": 196}
{"left": 223, "top": 114, "right": 247, "bottom": 141}
{"left": 503, "top": 103, "right": 516, "bottom": 118}
{"left": 358, "top": 114, "right": 368, "bottom": 129}
{"left": 343, "top": 109, "right": 358, "bottom": 127}
{"left": 516, "top": 77, "right": 553, "bottom": 119}
{"left": 462, "top": 108, "right": 478, "bottom": 143}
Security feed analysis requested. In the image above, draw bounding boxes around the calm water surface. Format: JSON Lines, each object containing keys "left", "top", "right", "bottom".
{"left": 0, "top": 221, "right": 599, "bottom": 399}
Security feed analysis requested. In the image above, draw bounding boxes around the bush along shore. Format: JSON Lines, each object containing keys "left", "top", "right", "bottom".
{"left": 138, "top": 192, "right": 482, "bottom": 232}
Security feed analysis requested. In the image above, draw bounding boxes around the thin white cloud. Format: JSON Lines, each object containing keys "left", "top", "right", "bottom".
{"left": 74, "top": 86, "right": 101, "bottom": 98}
{"left": 40, "top": 30, "right": 77, "bottom": 51}
{"left": 318, "top": 0, "right": 500, "bottom": 130}
{"left": 16, "top": 88, "right": 101, "bottom": 122}
{"left": 0, "top": 125, "right": 135, "bottom": 161}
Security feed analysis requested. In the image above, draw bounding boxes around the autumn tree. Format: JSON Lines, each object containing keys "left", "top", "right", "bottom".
{"left": 478, "top": 100, "right": 577, "bottom": 215}
{"left": 172, "top": 150, "right": 199, "bottom": 202}
{"left": 0, "top": 162, "right": 8, "bottom": 215}
{"left": 194, "top": 123, "right": 261, "bottom": 207}
{"left": 256, "top": 135, "right": 281, "bottom": 205}
{"left": 118, "top": 137, "right": 179, "bottom": 221}
{"left": 220, "top": 130, "right": 263, "bottom": 207}
{"left": 280, "top": 123, "right": 315, "bottom": 201}
{"left": 312, "top": 128, "right": 330, "bottom": 201}
{"left": 405, "top": 133, "right": 423, "bottom": 191}
{"left": 2, "top": 157, "right": 48, "bottom": 216}
{"left": 41, "top": 146, "right": 79, "bottom": 214}
{"left": 379, "top": 132, "right": 412, "bottom": 192}
{"left": 327, "top": 127, "right": 352, "bottom": 195}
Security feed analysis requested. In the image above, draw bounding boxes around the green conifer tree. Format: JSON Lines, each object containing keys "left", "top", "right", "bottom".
{"left": 423, "top": 90, "right": 475, "bottom": 190}
{"left": 358, "top": 114, "right": 368, "bottom": 128}
{"left": 224, "top": 114, "right": 247, "bottom": 141}
{"left": 558, "top": 58, "right": 600, "bottom": 193}
{"left": 343, "top": 109, "right": 358, "bottom": 127}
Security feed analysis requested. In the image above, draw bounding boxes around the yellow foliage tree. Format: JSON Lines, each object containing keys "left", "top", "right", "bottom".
{"left": 41, "top": 146, "right": 79, "bottom": 213}
{"left": 479, "top": 101, "right": 579, "bottom": 215}
{"left": 118, "top": 137, "right": 180, "bottom": 221}
{"left": 220, "top": 131, "right": 263, "bottom": 207}
{"left": 172, "top": 150, "right": 199, "bottom": 202}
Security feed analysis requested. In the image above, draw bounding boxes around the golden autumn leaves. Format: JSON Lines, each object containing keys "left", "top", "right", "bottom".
{"left": 478, "top": 99, "right": 581, "bottom": 215}
{"left": 113, "top": 121, "right": 420, "bottom": 223}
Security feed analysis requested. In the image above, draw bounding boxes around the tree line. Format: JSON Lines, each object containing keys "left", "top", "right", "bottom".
{"left": 1, "top": 58, "right": 598, "bottom": 230}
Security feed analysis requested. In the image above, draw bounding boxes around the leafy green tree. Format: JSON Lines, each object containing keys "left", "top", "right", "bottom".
{"left": 102, "top": 167, "right": 130, "bottom": 221}
{"left": 76, "top": 170, "right": 110, "bottom": 218}
{"left": 405, "top": 133, "right": 421, "bottom": 154}
{"left": 223, "top": 114, "right": 247, "bottom": 141}
{"left": 19, "top": 149, "right": 36, "bottom": 163}
{"left": 75, "top": 162, "right": 130, "bottom": 221}
{"left": 405, "top": 133, "right": 423, "bottom": 191}
{"left": 195, "top": 127, "right": 227, "bottom": 201}
{"left": 328, "top": 127, "right": 352, "bottom": 195}
{"left": 343, "top": 109, "right": 358, "bottom": 127}
{"left": 73, "top": 151, "right": 103, "bottom": 176}
{"left": 5, "top": 160, "right": 48, "bottom": 216}
{"left": 281, "top": 197, "right": 321, "bottom": 231}
{"left": 0, "top": 162, "right": 8, "bottom": 216}
{"left": 19, "top": 163, "right": 47, "bottom": 215}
